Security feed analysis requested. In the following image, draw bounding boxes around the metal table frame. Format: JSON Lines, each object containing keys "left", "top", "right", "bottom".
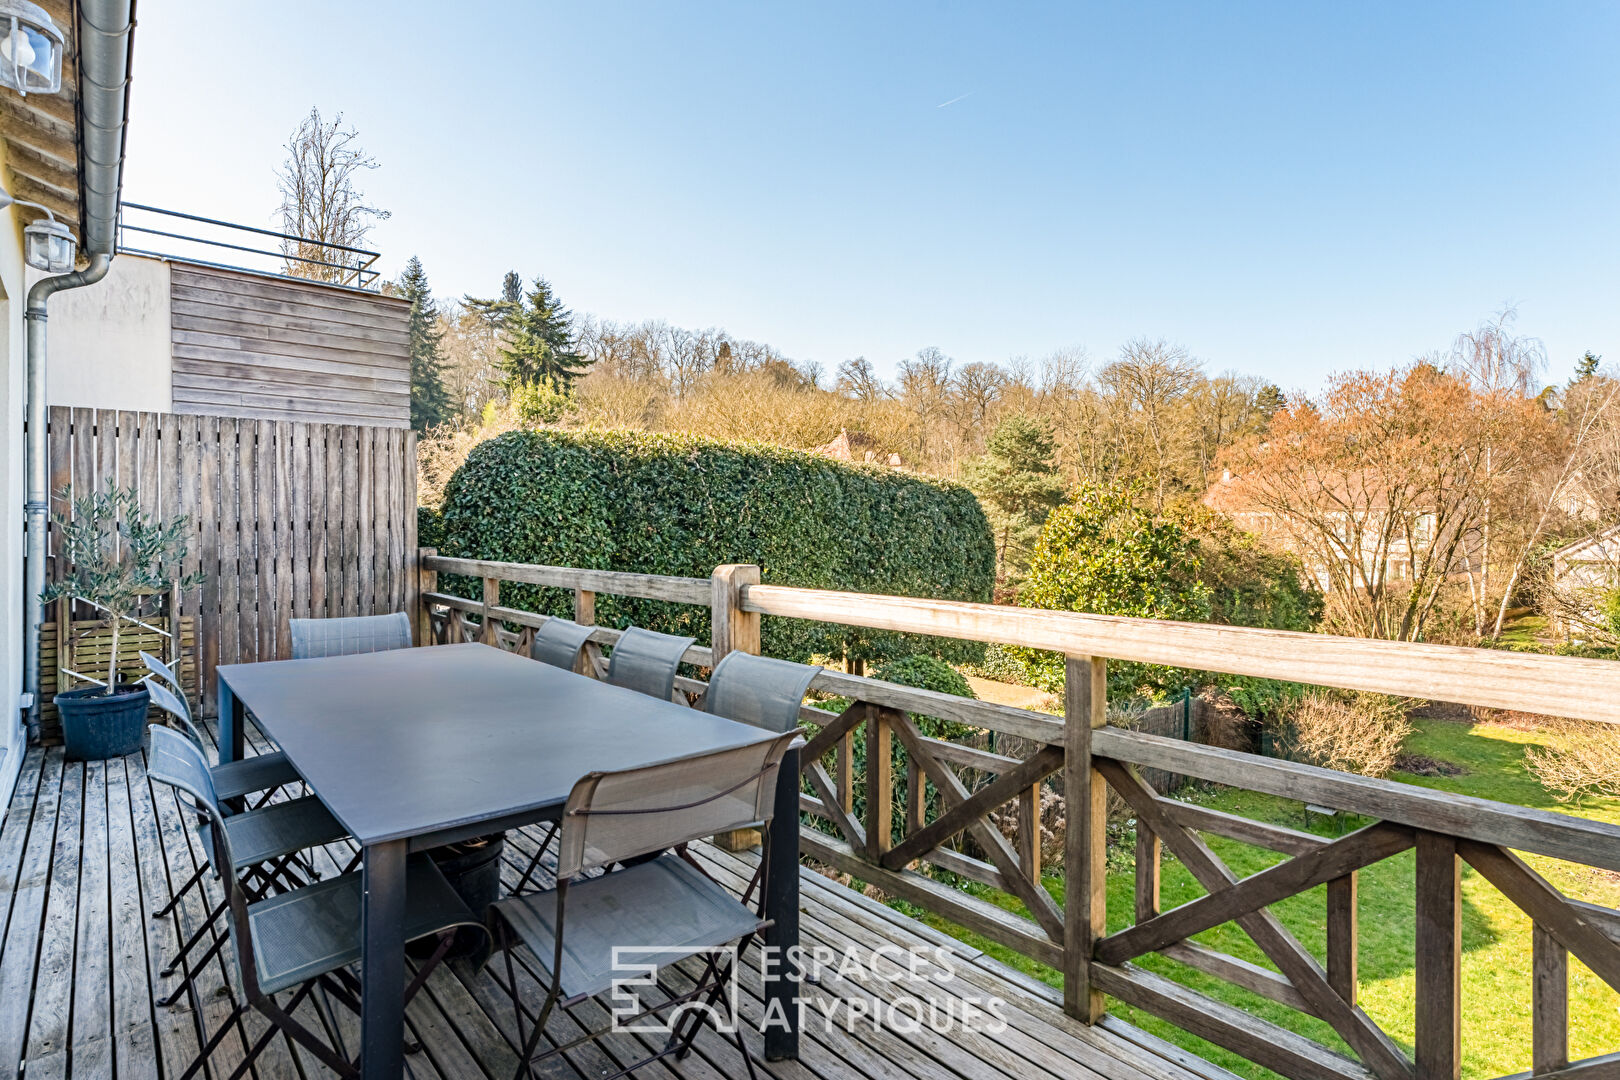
{"left": 217, "top": 643, "right": 801, "bottom": 1080}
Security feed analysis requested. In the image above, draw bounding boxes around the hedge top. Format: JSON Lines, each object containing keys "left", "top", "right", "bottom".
{"left": 431, "top": 428, "right": 995, "bottom": 663}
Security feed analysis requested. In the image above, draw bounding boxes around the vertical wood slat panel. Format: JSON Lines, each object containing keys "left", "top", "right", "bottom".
{"left": 41, "top": 406, "right": 418, "bottom": 729}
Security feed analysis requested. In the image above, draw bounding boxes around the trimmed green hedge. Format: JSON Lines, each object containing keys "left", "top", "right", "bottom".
{"left": 431, "top": 429, "right": 994, "bottom": 664}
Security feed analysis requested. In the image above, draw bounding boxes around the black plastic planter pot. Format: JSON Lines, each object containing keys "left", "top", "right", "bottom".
{"left": 55, "top": 684, "right": 150, "bottom": 761}
{"left": 410, "top": 833, "right": 507, "bottom": 959}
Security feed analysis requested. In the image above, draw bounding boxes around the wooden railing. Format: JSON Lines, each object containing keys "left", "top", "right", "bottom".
{"left": 417, "top": 550, "right": 1620, "bottom": 1080}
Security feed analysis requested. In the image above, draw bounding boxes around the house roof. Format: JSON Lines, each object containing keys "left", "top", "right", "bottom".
{"left": 1552, "top": 522, "right": 1620, "bottom": 562}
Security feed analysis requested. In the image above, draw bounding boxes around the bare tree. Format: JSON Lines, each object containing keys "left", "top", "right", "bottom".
{"left": 835, "top": 357, "right": 888, "bottom": 401}
{"left": 1098, "top": 339, "right": 1201, "bottom": 506}
{"left": 276, "top": 107, "right": 390, "bottom": 283}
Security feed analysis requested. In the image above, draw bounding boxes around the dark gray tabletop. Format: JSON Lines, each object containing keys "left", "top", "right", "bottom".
{"left": 216, "top": 642, "right": 778, "bottom": 846}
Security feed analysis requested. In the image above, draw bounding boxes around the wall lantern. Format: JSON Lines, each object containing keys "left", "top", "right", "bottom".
{"left": 24, "top": 210, "right": 74, "bottom": 271}
{"left": 0, "top": 187, "right": 76, "bottom": 270}
{"left": 0, "top": 0, "right": 63, "bottom": 97}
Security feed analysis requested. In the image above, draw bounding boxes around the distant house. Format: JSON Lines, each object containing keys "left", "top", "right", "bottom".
{"left": 815, "top": 428, "right": 903, "bottom": 468}
{"left": 1201, "top": 469, "right": 1442, "bottom": 591}
{"left": 1549, "top": 524, "right": 1620, "bottom": 637}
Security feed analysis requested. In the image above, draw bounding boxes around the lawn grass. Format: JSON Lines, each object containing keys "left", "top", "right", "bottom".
{"left": 881, "top": 715, "right": 1620, "bottom": 1079}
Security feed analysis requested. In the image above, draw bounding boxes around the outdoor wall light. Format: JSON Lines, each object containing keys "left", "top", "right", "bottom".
{"left": 0, "top": 188, "right": 77, "bottom": 270}
{"left": 24, "top": 211, "right": 74, "bottom": 271}
{"left": 0, "top": 0, "right": 62, "bottom": 96}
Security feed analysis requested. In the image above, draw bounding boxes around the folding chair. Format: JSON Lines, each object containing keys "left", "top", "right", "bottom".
{"left": 605, "top": 626, "right": 696, "bottom": 701}
{"left": 488, "top": 730, "right": 800, "bottom": 1080}
{"left": 703, "top": 652, "right": 822, "bottom": 733}
{"left": 529, "top": 617, "right": 598, "bottom": 673}
{"left": 141, "top": 651, "right": 302, "bottom": 810}
{"left": 147, "top": 726, "right": 490, "bottom": 1080}
{"left": 289, "top": 611, "right": 414, "bottom": 659}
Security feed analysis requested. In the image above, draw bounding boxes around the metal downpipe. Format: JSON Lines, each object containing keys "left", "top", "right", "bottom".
{"left": 23, "top": 255, "right": 112, "bottom": 738}
{"left": 20, "top": 0, "right": 133, "bottom": 738}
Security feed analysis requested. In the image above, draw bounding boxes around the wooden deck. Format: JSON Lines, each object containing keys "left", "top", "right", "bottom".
{"left": 0, "top": 735, "right": 1222, "bottom": 1080}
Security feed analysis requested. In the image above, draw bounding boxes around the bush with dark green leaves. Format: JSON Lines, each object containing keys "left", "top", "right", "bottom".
{"left": 1011, "top": 482, "right": 1321, "bottom": 703}
{"left": 871, "top": 655, "right": 978, "bottom": 739}
{"left": 434, "top": 429, "right": 995, "bottom": 664}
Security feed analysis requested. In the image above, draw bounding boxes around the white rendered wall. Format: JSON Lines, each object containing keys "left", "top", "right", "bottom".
{"left": 0, "top": 188, "right": 29, "bottom": 809}
{"left": 31, "top": 253, "right": 172, "bottom": 413}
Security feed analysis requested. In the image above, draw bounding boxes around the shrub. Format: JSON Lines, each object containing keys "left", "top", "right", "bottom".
{"left": 1524, "top": 718, "right": 1620, "bottom": 805}
{"left": 871, "top": 655, "right": 977, "bottom": 739}
{"left": 1276, "top": 690, "right": 1412, "bottom": 777}
{"left": 436, "top": 429, "right": 995, "bottom": 664}
{"left": 1008, "top": 483, "right": 1320, "bottom": 703}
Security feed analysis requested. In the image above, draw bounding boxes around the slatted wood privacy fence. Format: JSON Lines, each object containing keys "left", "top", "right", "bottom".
{"left": 43, "top": 406, "right": 417, "bottom": 726}
{"left": 420, "top": 552, "right": 1620, "bottom": 1080}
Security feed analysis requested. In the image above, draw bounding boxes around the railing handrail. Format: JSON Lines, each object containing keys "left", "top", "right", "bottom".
{"left": 420, "top": 553, "right": 1620, "bottom": 725}
{"left": 116, "top": 202, "right": 382, "bottom": 290}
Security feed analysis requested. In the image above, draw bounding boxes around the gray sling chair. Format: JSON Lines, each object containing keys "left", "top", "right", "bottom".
{"left": 488, "top": 729, "right": 800, "bottom": 1080}
{"left": 289, "top": 611, "right": 414, "bottom": 660}
{"left": 704, "top": 652, "right": 823, "bottom": 733}
{"left": 142, "top": 691, "right": 355, "bottom": 1006}
{"left": 140, "top": 651, "right": 302, "bottom": 810}
{"left": 147, "top": 726, "right": 490, "bottom": 1080}
{"left": 605, "top": 626, "right": 697, "bottom": 701}
{"left": 529, "top": 616, "right": 598, "bottom": 673}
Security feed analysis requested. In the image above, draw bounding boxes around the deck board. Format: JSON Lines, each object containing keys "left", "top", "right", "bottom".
{"left": 0, "top": 738, "right": 1220, "bottom": 1080}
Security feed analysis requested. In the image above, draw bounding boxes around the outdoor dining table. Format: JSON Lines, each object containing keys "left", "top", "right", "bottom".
{"left": 215, "top": 641, "right": 802, "bottom": 1080}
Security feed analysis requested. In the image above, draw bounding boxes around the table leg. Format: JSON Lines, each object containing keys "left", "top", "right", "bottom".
{"left": 361, "top": 839, "right": 408, "bottom": 1080}
{"left": 764, "top": 746, "right": 800, "bottom": 1061}
{"left": 217, "top": 679, "right": 244, "bottom": 764}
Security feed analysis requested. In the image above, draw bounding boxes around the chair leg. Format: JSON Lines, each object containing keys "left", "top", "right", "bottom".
{"left": 258, "top": 997, "right": 360, "bottom": 1079}
{"left": 513, "top": 821, "right": 560, "bottom": 894}
{"left": 162, "top": 896, "right": 227, "bottom": 976}
{"left": 511, "top": 987, "right": 560, "bottom": 1080}
{"left": 155, "top": 861, "right": 208, "bottom": 918}
{"left": 176, "top": 999, "right": 248, "bottom": 1080}
{"left": 223, "top": 981, "right": 318, "bottom": 1080}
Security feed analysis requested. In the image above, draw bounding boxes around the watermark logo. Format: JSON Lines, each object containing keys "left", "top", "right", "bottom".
{"left": 608, "top": 942, "right": 1007, "bottom": 1037}
{"left": 610, "top": 945, "right": 741, "bottom": 1035}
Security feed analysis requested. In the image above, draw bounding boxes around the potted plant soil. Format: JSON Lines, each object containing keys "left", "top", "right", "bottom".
{"left": 43, "top": 484, "right": 202, "bottom": 761}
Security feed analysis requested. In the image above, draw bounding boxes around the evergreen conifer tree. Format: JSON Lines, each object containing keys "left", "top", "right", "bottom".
{"left": 1575, "top": 351, "right": 1602, "bottom": 382}
{"left": 399, "top": 256, "right": 453, "bottom": 431}
{"left": 963, "top": 414, "right": 1066, "bottom": 587}
{"left": 498, "top": 277, "right": 591, "bottom": 389}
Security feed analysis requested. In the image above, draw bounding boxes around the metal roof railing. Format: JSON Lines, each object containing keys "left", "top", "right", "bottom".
{"left": 115, "top": 202, "right": 383, "bottom": 291}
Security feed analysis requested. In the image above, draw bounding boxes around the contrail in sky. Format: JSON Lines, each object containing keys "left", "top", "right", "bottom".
{"left": 936, "top": 92, "right": 973, "bottom": 108}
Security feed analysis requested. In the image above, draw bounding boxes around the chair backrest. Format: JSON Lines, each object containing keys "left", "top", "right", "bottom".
{"left": 146, "top": 725, "right": 231, "bottom": 873}
{"left": 605, "top": 627, "right": 696, "bottom": 701}
{"left": 530, "top": 617, "right": 597, "bottom": 672}
{"left": 140, "top": 651, "right": 206, "bottom": 745}
{"left": 704, "top": 653, "right": 821, "bottom": 733}
{"left": 289, "top": 612, "right": 413, "bottom": 660}
{"left": 555, "top": 731, "right": 798, "bottom": 879}
{"left": 146, "top": 725, "right": 262, "bottom": 997}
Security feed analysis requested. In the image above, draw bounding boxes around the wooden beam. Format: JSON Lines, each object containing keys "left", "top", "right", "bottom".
{"left": 710, "top": 563, "right": 760, "bottom": 663}
{"left": 1533, "top": 925, "right": 1569, "bottom": 1075}
{"left": 1096, "top": 727, "right": 1620, "bottom": 875}
{"left": 1064, "top": 653, "right": 1107, "bottom": 1024}
{"left": 880, "top": 744, "right": 1062, "bottom": 869}
{"left": 1415, "top": 831, "right": 1461, "bottom": 1080}
{"left": 423, "top": 555, "right": 710, "bottom": 605}
{"left": 739, "top": 583, "right": 1620, "bottom": 725}
{"left": 1095, "top": 822, "right": 1411, "bottom": 966}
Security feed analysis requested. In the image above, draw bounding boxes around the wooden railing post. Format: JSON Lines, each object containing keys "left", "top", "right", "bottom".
{"left": 416, "top": 548, "right": 437, "bottom": 645}
{"left": 573, "top": 588, "right": 595, "bottom": 627}
{"left": 1415, "top": 831, "right": 1461, "bottom": 1080}
{"left": 866, "top": 708, "right": 894, "bottom": 860}
{"left": 710, "top": 563, "right": 761, "bottom": 663}
{"left": 1532, "top": 924, "right": 1568, "bottom": 1074}
{"left": 481, "top": 576, "right": 499, "bottom": 646}
{"left": 1064, "top": 653, "right": 1107, "bottom": 1024}
{"left": 1134, "top": 824, "right": 1159, "bottom": 924}
{"left": 1327, "top": 873, "right": 1358, "bottom": 1005}
{"left": 711, "top": 563, "right": 763, "bottom": 851}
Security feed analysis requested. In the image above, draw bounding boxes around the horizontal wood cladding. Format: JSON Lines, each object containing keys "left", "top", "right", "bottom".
{"left": 169, "top": 262, "right": 412, "bottom": 428}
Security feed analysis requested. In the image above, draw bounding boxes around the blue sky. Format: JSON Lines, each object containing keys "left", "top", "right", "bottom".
{"left": 122, "top": 2, "right": 1620, "bottom": 392}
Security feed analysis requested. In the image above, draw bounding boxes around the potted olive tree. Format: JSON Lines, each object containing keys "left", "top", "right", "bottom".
{"left": 43, "top": 484, "right": 202, "bottom": 760}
